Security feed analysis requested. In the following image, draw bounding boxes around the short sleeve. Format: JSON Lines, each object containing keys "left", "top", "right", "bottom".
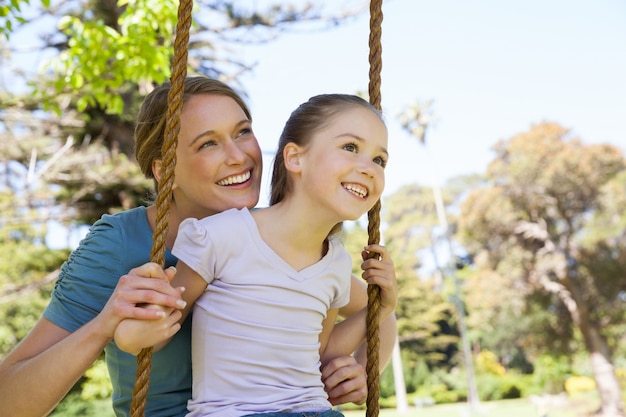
{"left": 172, "top": 217, "right": 217, "bottom": 284}
{"left": 44, "top": 218, "right": 127, "bottom": 332}
{"left": 329, "top": 241, "right": 352, "bottom": 310}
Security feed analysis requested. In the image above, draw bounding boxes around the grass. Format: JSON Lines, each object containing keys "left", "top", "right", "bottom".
{"left": 51, "top": 394, "right": 603, "bottom": 417}
{"left": 340, "top": 395, "right": 601, "bottom": 417}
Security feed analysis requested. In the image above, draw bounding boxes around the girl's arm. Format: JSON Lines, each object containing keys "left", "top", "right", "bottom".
{"left": 114, "top": 261, "right": 208, "bottom": 355}
{"left": 319, "top": 308, "right": 340, "bottom": 363}
{"left": 321, "top": 272, "right": 397, "bottom": 406}
{"left": 322, "top": 244, "right": 398, "bottom": 369}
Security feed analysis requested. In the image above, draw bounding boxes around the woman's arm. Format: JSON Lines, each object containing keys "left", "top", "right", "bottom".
{"left": 0, "top": 264, "right": 183, "bottom": 417}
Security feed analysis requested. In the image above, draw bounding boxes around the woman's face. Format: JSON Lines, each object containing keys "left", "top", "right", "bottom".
{"left": 170, "top": 94, "right": 262, "bottom": 219}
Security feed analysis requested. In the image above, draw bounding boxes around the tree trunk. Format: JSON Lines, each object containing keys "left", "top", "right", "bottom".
{"left": 561, "top": 276, "right": 625, "bottom": 417}
{"left": 391, "top": 339, "right": 409, "bottom": 413}
{"left": 578, "top": 309, "right": 625, "bottom": 417}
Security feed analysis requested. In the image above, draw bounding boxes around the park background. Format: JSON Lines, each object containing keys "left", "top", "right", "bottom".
{"left": 1, "top": 0, "right": 626, "bottom": 416}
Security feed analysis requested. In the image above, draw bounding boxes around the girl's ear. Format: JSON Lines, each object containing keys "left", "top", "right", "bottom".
{"left": 283, "top": 143, "right": 304, "bottom": 174}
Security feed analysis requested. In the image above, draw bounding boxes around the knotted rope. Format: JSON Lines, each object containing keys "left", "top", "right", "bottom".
{"left": 366, "top": 1, "right": 383, "bottom": 417}
{"left": 129, "top": 0, "right": 192, "bottom": 414}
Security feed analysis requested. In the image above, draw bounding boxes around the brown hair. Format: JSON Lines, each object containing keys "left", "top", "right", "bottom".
{"left": 134, "top": 76, "right": 251, "bottom": 190}
{"left": 269, "top": 94, "right": 384, "bottom": 206}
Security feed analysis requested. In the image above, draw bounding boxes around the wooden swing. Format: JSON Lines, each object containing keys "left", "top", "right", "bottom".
{"left": 130, "top": 1, "right": 384, "bottom": 416}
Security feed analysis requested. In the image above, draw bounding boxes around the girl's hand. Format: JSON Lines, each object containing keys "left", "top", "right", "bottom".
{"left": 360, "top": 244, "right": 398, "bottom": 319}
{"left": 114, "top": 308, "right": 183, "bottom": 355}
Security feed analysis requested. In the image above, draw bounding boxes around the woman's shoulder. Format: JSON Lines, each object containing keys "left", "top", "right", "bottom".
{"left": 75, "top": 206, "right": 152, "bottom": 263}
{"left": 97, "top": 205, "right": 147, "bottom": 226}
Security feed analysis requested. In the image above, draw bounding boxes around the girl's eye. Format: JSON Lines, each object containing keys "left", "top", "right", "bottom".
{"left": 373, "top": 156, "right": 387, "bottom": 168}
{"left": 343, "top": 143, "right": 357, "bottom": 152}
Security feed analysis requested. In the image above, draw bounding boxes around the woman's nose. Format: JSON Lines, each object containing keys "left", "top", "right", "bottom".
{"left": 224, "top": 140, "right": 246, "bottom": 164}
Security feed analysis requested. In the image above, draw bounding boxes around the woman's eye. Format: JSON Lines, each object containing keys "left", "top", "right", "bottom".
{"left": 237, "top": 127, "right": 252, "bottom": 138}
{"left": 199, "top": 140, "right": 217, "bottom": 149}
{"left": 343, "top": 143, "right": 357, "bottom": 152}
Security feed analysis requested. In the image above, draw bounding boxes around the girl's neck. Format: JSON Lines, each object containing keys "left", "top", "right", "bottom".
{"left": 252, "top": 201, "right": 336, "bottom": 271}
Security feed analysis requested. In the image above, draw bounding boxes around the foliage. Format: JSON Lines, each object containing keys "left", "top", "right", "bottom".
{"left": 5, "top": 0, "right": 364, "bottom": 115}
{"left": 475, "top": 350, "right": 506, "bottom": 376}
{"left": 457, "top": 122, "right": 626, "bottom": 413}
{"left": 1, "top": 0, "right": 51, "bottom": 39}
{"left": 50, "top": 391, "right": 115, "bottom": 417}
{"left": 44, "top": 0, "right": 178, "bottom": 114}
{"left": 81, "top": 358, "right": 113, "bottom": 401}
{"left": 531, "top": 355, "right": 572, "bottom": 395}
{"left": 565, "top": 375, "right": 596, "bottom": 395}
{"left": 0, "top": 185, "right": 70, "bottom": 356}
{"left": 379, "top": 183, "right": 461, "bottom": 368}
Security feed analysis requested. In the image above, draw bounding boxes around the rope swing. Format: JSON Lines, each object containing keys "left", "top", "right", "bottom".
{"left": 129, "top": 0, "right": 192, "bottom": 414}
{"left": 365, "top": 3, "right": 384, "bottom": 417}
{"left": 130, "top": 1, "right": 384, "bottom": 416}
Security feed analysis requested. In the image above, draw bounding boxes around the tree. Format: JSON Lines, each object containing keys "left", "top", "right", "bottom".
{"left": 458, "top": 121, "right": 626, "bottom": 416}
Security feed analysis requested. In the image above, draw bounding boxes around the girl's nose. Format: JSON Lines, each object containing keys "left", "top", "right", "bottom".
{"left": 358, "top": 157, "right": 376, "bottom": 178}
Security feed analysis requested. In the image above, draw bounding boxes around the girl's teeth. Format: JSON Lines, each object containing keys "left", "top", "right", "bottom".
{"left": 345, "top": 184, "right": 367, "bottom": 198}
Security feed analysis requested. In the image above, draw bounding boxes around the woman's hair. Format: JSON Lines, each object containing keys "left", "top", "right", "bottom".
{"left": 134, "top": 76, "right": 251, "bottom": 189}
{"left": 269, "top": 94, "right": 384, "bottom": 206}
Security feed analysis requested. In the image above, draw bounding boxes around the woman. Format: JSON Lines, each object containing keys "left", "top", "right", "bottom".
{"left": 0, "top": 77, "right": 397, "bottom": 417}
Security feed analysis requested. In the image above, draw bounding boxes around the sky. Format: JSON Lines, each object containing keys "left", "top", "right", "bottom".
{"left": 5, "top": 0, "right": 626, "bottom": 246}
{"left": 234, "top": 0, "right": 626, "bottom": 206}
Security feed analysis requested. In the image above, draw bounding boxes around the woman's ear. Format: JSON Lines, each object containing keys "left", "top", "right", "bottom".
{"left": 153, "top": 159, "right": 179, "bottom": 191}
{"left": 152, "top": 159, "right": 163, "bottom": 183}
{"left": 283, "top": 143, "right": 304, "bottom": 174}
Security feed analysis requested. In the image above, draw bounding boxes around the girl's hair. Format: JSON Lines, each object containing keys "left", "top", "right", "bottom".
{"left": 134, "top": 76, "right": 251, "bottom": 189}
{"left": 269, "top": 94, "right": 384, "bottom": 206}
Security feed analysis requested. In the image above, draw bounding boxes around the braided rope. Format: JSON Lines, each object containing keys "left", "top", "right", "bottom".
{"left": 129, "top": 0, "right": 193, "bottom": 415}
{"left": 366, "top": 1, "right": 383, "bottom": 417}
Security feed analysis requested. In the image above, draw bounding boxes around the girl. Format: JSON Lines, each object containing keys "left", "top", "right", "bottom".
{"left": 115, "top": 94, "right": 397, "bottom": 417}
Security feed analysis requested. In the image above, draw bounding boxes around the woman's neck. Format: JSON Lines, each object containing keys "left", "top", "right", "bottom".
{"left": 145, "top": 203, "right": 184, "bottom": 250}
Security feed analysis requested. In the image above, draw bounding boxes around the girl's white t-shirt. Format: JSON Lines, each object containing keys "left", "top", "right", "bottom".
{"left": 172, "top": 207, "right": 351, "bottom": 417}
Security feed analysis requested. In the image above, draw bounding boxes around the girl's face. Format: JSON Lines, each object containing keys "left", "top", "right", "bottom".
{"left": 296, "top": 106, "right": 388, "bottom": 222}
{"left": 170, "top": 94, "right": 262, "bottom": 219}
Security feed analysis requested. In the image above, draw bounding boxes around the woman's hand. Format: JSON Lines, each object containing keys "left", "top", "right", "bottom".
{"left": 321, "top": 356, "right": 367, "bottom": 406}
{"left": 97, "top": 263, "right": 184, "bottom": 340}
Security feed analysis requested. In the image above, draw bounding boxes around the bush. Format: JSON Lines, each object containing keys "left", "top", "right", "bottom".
{"left": 475, "top": 372, "right": 527, "bottom": 401}
{"left": 564, "top": 375, "right": 596, "bottom": 395}
{"left": 531, "top": 355, "right": 570, "bottom": 394}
